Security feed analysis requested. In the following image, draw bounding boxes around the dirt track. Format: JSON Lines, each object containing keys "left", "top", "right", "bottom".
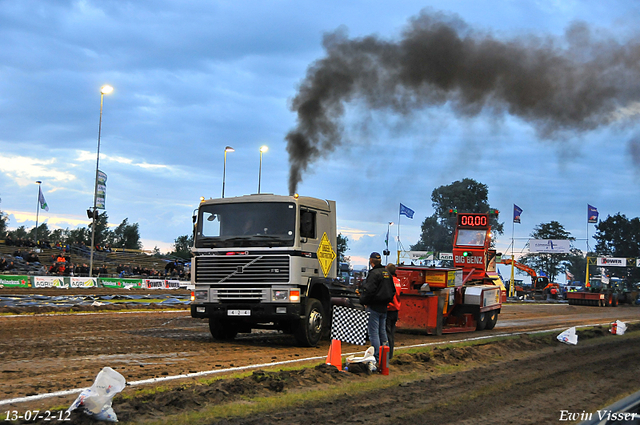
{"left": 0, "top": 290, "right": 639, "bottom": 424}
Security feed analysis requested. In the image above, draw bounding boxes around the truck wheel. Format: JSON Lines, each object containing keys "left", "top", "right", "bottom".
{"left": 604, "top": 294, "right": 612, "bottom": 307}
{"left": 485, "top": 310, "right": 499, "bottom": 330}
{"left": 209, "top": 319, "right": 238, "bottom": 340}
{"left": 294, "top": 298, "right": 325, "bottom": 347}
{"left": 612, "top": 294, "right": 619, "bottom": 307}
{"left": 476, "top": 311, "right": 488, "bottom": 331}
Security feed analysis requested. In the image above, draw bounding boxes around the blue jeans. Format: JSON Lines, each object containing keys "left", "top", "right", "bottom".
{"left": 366, "top": 306, "right": 388, "bottom": 361}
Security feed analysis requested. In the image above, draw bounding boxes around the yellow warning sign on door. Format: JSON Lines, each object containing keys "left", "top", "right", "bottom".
{"left": 317, "top": 232, "right": 336, "bottom": 277}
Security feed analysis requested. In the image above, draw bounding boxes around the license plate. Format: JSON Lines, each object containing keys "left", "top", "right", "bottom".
{"left": 227, "top": 309, "right": 251, "bottom": 316}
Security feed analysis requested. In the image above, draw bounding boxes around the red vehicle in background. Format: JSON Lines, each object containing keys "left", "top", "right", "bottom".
{"left": 396, "top": 211, "right": 505, "bottom": 335}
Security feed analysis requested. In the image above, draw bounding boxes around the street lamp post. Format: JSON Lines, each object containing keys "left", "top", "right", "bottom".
{"left": 258, "top": 145, "right": 268, "bottom": 194}
{"left": 222, "top": 146, "right": 234, "bottom": 198}
{"left": 90, "top": 84, "right": 113, "bottom": 278}
{"left": 34, "top": 181, "right": 42, "bottom": 246}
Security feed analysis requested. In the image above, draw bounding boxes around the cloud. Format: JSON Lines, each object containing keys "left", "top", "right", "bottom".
{"left": 75, "top": 149, "right": 175, "bottom": 172}
{"left": 5, "top": 210, "right": 90, "bottom": 229}
{"left": 0, "top": 154, "right": 77, "bottom": 187}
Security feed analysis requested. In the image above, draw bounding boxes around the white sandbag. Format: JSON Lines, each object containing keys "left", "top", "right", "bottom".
{"left": 610, "top": 320, "right": 627, "bottom": 335}
{"left": 557, "top": 327, "right": 578, "bottom": 345}
{"left": 67, "top": 367, "right": 126, "bottom": 422}
{"left": 346, "top": 346, "right": 376, "bottom": 364}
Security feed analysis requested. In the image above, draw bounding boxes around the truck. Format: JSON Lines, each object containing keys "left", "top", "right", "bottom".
{"left": 190, "top": 195, "right": 505, "bottom": 345}
{"left": 395, "top": 211, "right": 505, "bottom": 334}
{"left": 190, "top": 193, "right": 353, "bottom": 346}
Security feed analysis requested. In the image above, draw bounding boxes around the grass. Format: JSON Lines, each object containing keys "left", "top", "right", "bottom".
{"left": 132, "top": 372, "right": 420, "bottom": 425}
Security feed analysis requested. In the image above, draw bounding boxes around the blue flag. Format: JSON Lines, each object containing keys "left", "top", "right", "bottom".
{"left": 513, "top": 204, "right": 522, "bottom": 223}
{"left": 399, "top": 203, "right": 414, "bottom": 219}
{"left": 588, "top": 204, "right": 598, "bottom": 223}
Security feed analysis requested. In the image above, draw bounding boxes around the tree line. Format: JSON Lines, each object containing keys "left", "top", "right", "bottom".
{"left": 0, "top": 210, "right": 143, "bottom": 251}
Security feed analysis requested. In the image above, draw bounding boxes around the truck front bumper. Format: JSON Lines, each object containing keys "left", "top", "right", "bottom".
{"left": 191, "top": 303, "right": 303, "bottom": 321}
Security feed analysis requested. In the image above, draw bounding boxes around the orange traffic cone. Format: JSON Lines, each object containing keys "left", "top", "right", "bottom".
{"left": 325, "top": 339, "right": 342, "bottom": 370}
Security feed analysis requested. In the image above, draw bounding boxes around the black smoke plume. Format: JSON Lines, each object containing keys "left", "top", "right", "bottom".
{"left": 286, "top": 10, "right": 640, "bottom": 194}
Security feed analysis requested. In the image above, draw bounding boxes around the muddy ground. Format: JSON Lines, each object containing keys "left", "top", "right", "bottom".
{"left": 0, "top": 288, "right": 639, "bottom": 424}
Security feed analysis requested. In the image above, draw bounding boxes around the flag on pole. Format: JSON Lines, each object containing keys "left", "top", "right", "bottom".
{"left": 385, "top": 228, "right": 389, "bottom": 249}
{"left": 399, "top": 203, "right": 414, "bottom": 219}
{"left": 38, "top": 186, "right": 49, "bottom": 212}
{"left": 588, "top": 204, "right": 598, "bottom": 223}
{"left": 513, "top": 204, "right": 522, "bottom": 223}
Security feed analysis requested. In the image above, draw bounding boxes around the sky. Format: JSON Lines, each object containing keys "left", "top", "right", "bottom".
{"left": 1, "top": 0, "right": 639, "bottom": 278}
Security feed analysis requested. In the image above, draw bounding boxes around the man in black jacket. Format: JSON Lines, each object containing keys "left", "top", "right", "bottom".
{"left": 359, "top": 252, "right": 395, "bottom": 362}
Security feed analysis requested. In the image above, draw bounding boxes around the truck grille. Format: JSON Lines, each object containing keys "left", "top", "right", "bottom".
{"left": 195, "top": 254, "right": 290, "bottom": 284}
{"left": 216, "top": 288, "right": 267, "bottom": 300}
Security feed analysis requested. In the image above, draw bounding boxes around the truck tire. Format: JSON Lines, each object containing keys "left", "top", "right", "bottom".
{"left": 612, "top": 294, "right": 619, "bottom": 307}
{"left": 485, "top": 310, "right": 499, "bottom": 330}
{"left": 209, "top": 319, "right": 238, "bottom": 340}
{"left": 294, "top": 298, "right": 325, "bottom": 347}
{"left": 605, "top": 293, "right": 612, "bottom": 307}
{"left": 476, "top": 311, "right": 488, "bottom": 331}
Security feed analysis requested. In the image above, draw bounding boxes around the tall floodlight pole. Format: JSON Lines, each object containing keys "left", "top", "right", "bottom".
{"left": 34, "top": 181, "right": 42, "bottom": 246}
{"left": 222, "top": 146, "right": 234, "bottom": 198}
{"left": 258, "top": 145, "right": 268, "bottom": 194}
{"left": 90, "top": 84, "right": 113, "bottom": 277}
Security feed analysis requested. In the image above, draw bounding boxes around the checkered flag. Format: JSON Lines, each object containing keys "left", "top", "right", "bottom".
{"left": 330, "top": 305, "right": 369, "bottom": 345}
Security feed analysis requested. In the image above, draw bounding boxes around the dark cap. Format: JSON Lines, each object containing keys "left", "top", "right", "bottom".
{"left": 369, "top": 252, "right": 381, "bottom": 259}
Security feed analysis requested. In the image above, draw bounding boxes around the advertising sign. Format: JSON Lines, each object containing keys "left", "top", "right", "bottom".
{"left": 409, "top": 251, "right": 433, "bottom": 260}
{"left": 597, "top": 257, "right": 627, "bottom": 267}
{"left": 529, "top": 240, "right": 571, "bottom": 254}
{"left": 439, "top": 253, "right": 453, "bottom": 261}
{"left": 144, "top": 279, "right": 166, "bottom": 289}
{"left": 96, "top": 170, "right": 107, "bottom": 209}
{"left": 70, "top": 277, "right": 98, "bottom": 288}
{"left": 0, "top": 275, "right": 30, "bottom": 288}
{"left": 33, "top": 276, "right": 68, "bottom": 288}
{"left": 100, "top": 277, "right": 143, "bottom": 289}
{"left": 166, "top": 280, "right": 181, "bottom": 289}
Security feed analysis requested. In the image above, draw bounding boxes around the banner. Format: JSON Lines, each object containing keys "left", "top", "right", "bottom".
{"left": 143, "top": 279, "right": 166, "bottom": 289}
{"left": 100, "top": 277, "right": 143, "bottom": 289}
{"left": 166, "top": 280, "right": 181, "bottom": 289}
{"left": 529, "top": 239, "right": 571, "bottom": 253}
{"left": 70, "top": 277, "right": 98, "bottom": 288}
{"left": 399, "top": 203, "right": 414, "bottom": 219}
{"left": 597, "top": 257, "right": 627, "bottom": 267}
{"left": 513, "top": 204, "right": 522, "bottom": 223}
{"left": 33, "top": 276, "right": 68, "bottom": 288}
{"left": 439, "top": 252, "right": 453, "bottom": 261}
{"left": 38, "top": 186, "right": 49, "bottom": 211}
{"left": 96, "top": 170, "right": 107, "bottom": 209}
{"left": 0, "top": 275, "right": 30, "bottom": 288}
{"left": 409, "top": 251, "right": 433, "bottom": 260}
{"left": 588, "top": 204, "right": 598, "bottom": 223}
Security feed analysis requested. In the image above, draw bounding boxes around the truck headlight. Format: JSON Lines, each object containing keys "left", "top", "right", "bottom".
{"left": 194, "top": 290, "right": 208, "bottom": 301}
{"left": 273, "top": 289, "right": 289, "bottom": 301}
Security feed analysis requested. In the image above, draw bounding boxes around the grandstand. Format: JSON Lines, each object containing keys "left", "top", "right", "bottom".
{"left": 0, "top": 242, "right": 188, "bottom": 278}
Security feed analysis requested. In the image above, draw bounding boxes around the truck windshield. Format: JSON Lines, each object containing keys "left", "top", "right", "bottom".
{"left": 195, "top": 202, "right": 296, "bottom": 248}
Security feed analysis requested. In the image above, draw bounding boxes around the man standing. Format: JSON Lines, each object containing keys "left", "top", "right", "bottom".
{"left": 359, "top": 252, "right": 396, "bottom": 363}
